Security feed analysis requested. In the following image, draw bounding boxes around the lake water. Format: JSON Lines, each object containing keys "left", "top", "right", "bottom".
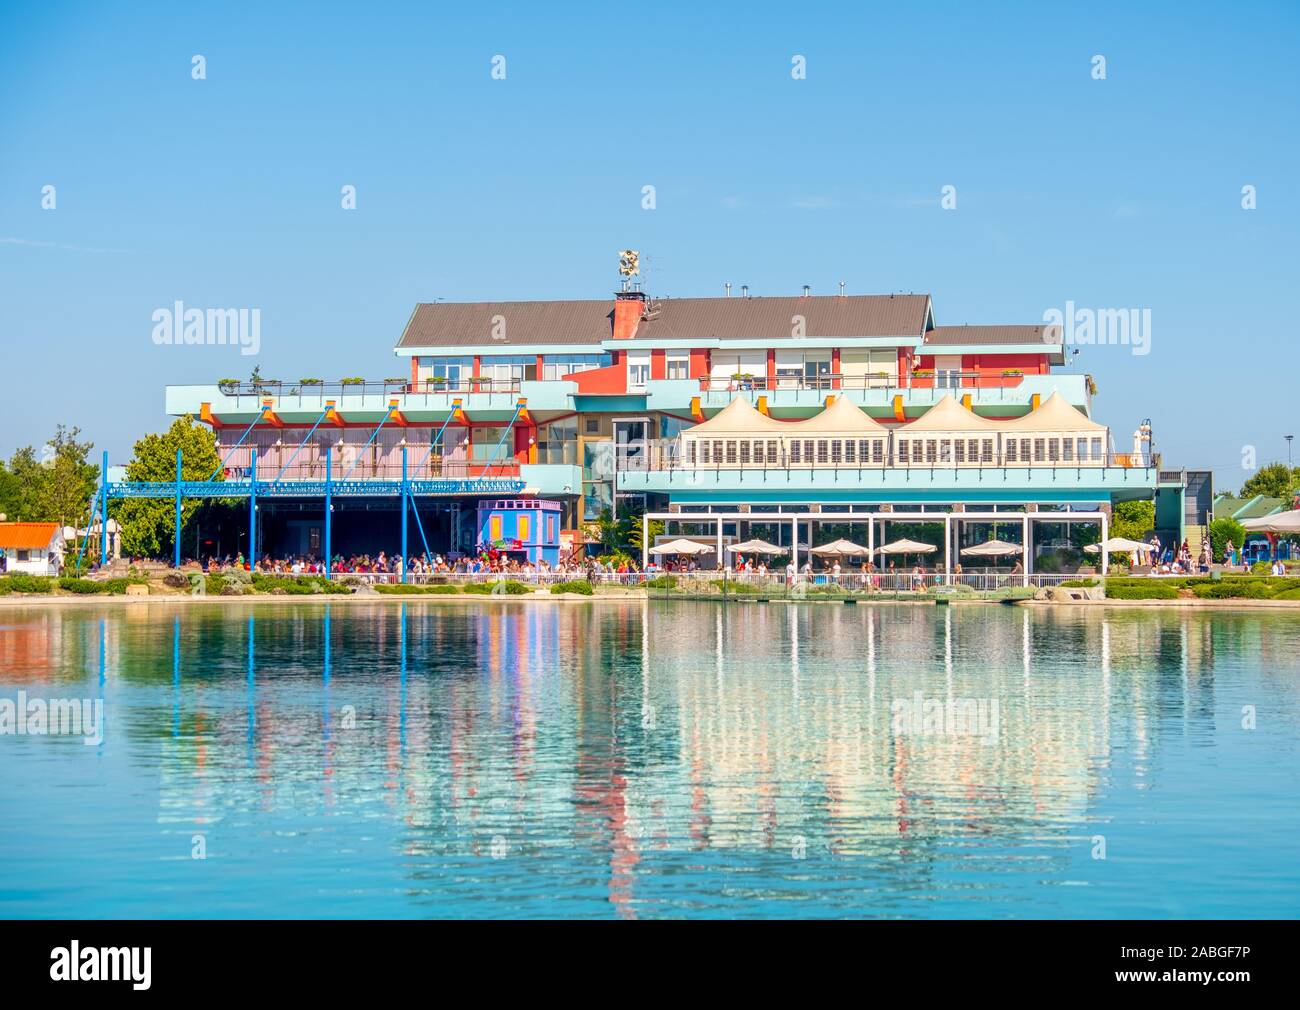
{"left": 1, "top": 599, "right": 1297, "bottom": 919}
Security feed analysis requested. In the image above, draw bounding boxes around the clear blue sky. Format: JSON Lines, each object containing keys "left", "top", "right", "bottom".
{"left": 2, "top": 1, "right": 1297, "bottom": 491}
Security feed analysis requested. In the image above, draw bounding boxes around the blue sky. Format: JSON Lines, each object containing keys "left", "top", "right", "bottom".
{"left": 1, "top": 0, "right": 1297, "bottom": 490}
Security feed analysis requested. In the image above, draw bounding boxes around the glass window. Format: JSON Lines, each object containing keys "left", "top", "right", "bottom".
{"left": 665, "top": 353, "right": 689, "bottom": 380}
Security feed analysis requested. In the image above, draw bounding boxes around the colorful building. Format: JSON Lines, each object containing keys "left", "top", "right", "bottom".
{"left": 476, "top": 499, "right": 562, "bottom": 567}
{"left": 148, "top": 271, "right": 1199, "bottom": 573}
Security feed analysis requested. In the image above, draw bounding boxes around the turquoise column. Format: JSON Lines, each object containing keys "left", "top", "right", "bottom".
{"left": 324, "top": 449, "right": 332, "bottom": 580}
{"left": 174, "top": 448, "right": 183, "bottom": 569}
{"left": 401, "top": 445, "right": 408, "bottom": 584}
{"left": 249, "top": 448, "right": 258, "bottom": 564}
{"left": 100, "top": 451, "right": 109, "bottom": 567}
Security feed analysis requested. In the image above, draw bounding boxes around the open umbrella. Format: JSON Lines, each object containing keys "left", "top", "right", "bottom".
{"left": 726, "top": 539, "right": 786, "bottom": 555}
{"left": 649, "top": 538, "right": 714, "bottom": 555}
{"left": 810, "top": 538, "right": 870, "bottom": 557}
{"left": 960, "top": 539, "right": 1023, "bottom": 557}
{"left": 875, "top": 538, "right": 938, "bottom": 555}
{"left": 1241, "top": 509, "right": 1300, "bottom": 534}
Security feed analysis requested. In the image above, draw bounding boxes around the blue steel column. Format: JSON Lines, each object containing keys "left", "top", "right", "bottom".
{"left": 401, "top": 445, "right": 408, "bottom": 584}
{"left": 249, "top": 448, "right": 258, "bottom": 564}
{"left": 174, "top": 448, "right": 183, "bottom": 569}
{"left": 324, "top": 449, "right": 332, "bottom": 580}
{"left": 100, "top": 451, "right": 109, "bottom": 567}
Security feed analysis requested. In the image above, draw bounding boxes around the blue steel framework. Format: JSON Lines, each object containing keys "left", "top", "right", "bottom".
{"left": 79, "top": 397, "right": 534, "bottom": 582}
{"left": 87, "top": 455, "right": 524, "bottom": 584}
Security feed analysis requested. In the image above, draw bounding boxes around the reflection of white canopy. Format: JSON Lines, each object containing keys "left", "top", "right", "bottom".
{"left": 1084, "top": 538, "right": 1154, "bottom": 554}
{"left": 1002, "top": 391, "right": 1107, "bottom": 432}
{"left": 876, "top": 538, "right": 938, "bottom": 554}
{"left": 810, "top": 538, "right": 870, "bottom": 557}
{"left": 1241, "top": 509, "right": 1300, "bottom": 533}
{"left": 960, "top": 539, "right": 1023, "bottom": 557}
{"left": 684, "top": 396, "right": 788, "bottom": 434}
{"left": 902, "top": 394, "right": 1003, "bottom": 432}
{"left": 726, "top": 539, "right": 786, "bottom": 555}
{"left": 649, "top": 538, "right": 714, "bottom": 555}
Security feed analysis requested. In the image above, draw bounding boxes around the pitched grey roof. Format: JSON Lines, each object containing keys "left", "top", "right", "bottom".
{"left": 396, "top": 294, "right": 933, "bottom": 348}
{"left": 924, "top": 324, "right": 1062, "bottom": 347}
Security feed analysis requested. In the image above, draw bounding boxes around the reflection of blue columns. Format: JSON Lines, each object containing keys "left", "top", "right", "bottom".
{"left": 401, "top": 446, "right": 408, "bottom": 583}
{"left": 322, "top": 605, "right": 332, "bottom": 742}
{"left": 248, "top": 448, "right": 258, "bottom": 564}
{"left": 97, "top": 618, "right": 106, "bottom": 752}
{"left": 174, "top": 448, "right": 183, "bottom": 569}
{"left": 172, "top": 616, "right": 181, "bottom": 739}
{"left": 246, "top": 615, "right": 255, "bottom": 753}
{"left": 399, "top": 604, "right": 408, "bottom": 753}
{"left": 100, "top": 451, "right": 109, "bottom": 568}
{"left": 324, "top": 450, "right": 332, "bottom": 579}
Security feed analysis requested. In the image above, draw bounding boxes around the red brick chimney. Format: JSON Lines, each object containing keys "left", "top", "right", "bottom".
{"left": 612, "top": 291, "right": 646, "bottom": 339}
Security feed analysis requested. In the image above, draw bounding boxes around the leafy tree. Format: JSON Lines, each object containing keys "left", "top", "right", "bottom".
{"left": 1208, "top": 517, "right": 1247, "bottom": 562}
{"left": 112, "top": 416, "right": 221, "bottom": 559}
{"left": 1110, "top": 500, "right": 1154, "bottom": 542}
{"left": 0, "top": 446, "right": 42, "bottom": 521}
{"left": 1239, "top": 462, "right": 1300, "bottom": 501}
{"left": 34, "top": 426, "right": 99, "bottom": 530}
{"left": 627, "top": 517, "right": 664, "bottom": 553}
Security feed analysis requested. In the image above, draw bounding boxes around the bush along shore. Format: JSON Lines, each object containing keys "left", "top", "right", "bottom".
{"left": 1060, "top": 574, "right": 1300, "bottom": 602}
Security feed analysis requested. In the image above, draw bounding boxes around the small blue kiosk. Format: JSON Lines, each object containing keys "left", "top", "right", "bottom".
{"left": 475, "top": 498, "right": 562, "bottom": 567}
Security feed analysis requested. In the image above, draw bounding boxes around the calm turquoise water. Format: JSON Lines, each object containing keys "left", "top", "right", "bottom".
{"left": 1, "top": 599, "right": 1297, "bottom": 919}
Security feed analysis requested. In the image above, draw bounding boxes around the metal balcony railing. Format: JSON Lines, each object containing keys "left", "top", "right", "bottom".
{"left": 213, "top": 378, "right": 523, "bottom": 400}
{"left": 694, "top": 371, "right": 1030, "bottom": 393}
{"left": 621, "top": 441, "right": 1160, "bottom": 474}
{"left": 213, "top": 458, "right": 522, "bottom": 482}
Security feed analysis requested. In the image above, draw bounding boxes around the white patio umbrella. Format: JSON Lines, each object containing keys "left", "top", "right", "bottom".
{"left": 649, "top": 538, "right": 714, "bottom": 555}
{"left": 875, "top": 538, "right": 938, "bottom": 555}
{"left": 960, "top": 539, "right": 1023, "bottom": 557}
{"left": 726, "top": 539, "right": 786, "bottom": 555}
{"left": 810, "top": 538, "right": 870, "bottom": 557}
{"left": 1084, "top": 538, "right": 1155, "bottom": 554}
{"left": 1241, "top": 509, "right": 1300, "bottom": 534}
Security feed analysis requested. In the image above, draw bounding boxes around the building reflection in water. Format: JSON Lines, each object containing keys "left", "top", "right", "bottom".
{"left": 2, "top": 599, "right": 1296, "bottom": 915}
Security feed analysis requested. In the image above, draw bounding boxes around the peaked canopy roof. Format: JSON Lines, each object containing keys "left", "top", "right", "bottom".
{"left": 902, "top": 394, "right": 1004, "bottom": 433}
{"left": 686, "top": 396, "right": 790, "bottom": 434}
{"left": 797, "top": 395, "right": 890, "bottom": 433}
{"left": 1002, "top": 391, "right": 1106, "bottom": 432}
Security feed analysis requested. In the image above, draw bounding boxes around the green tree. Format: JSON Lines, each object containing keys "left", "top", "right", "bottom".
{"left": 1239, "top": 462, "right": 1300, "bottom": 501}
{"left": 112, "top": 416, "right": 221, "bottom": 559}
{"left": 33, "top": 426, "right": 99, "bottom": 530}
{"left": 1110, "top": 500, "right": 1155, "bottom": 541}
{"left": 627, "top": 517, "right": 664, "bottom": 553}
{"left": 0, "top": 446, "right": 43, "bottom": 520}
{"left": 1208, "top": 517, "right": 1247, "bottom": 562}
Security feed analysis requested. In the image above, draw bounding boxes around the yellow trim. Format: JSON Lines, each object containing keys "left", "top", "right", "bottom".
{"left": 690, "top": 396, "right": 704, "bottom": 423}
{"left": 756, "top": 395, "right": 769, "bottom": 416}
{"left": 1031, "top": 393, "right": 1041, "bottom": 410}
{"left": 892, "top": 395, "right": 905, "bottom": 422}
{"left": 961, "top": 393, "right": 972, "bottom": 410}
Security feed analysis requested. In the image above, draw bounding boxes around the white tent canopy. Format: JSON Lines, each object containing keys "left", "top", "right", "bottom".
{"left": 796, "top": 395, "right": 890, "bottom": 433}
{"left": 876, "top": 538, "right": 938, "bottom": 555}
{"left": 1241, "top": 509, "right": 1300, "bottom": 534}
{"left": 902, "top": 394, "right": 1003, "bottom": 432}
{"left": 1001, "top": 391, "right": 1108, "bottom": 433}
{"left": 649, "top": 538, "right": 714, "bottom": 555}
{"left": 810, "top": 538, "right": 870, "bottom": 557}
{"left": 960, "top": 539, "right": 1023, "bottom": 557}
